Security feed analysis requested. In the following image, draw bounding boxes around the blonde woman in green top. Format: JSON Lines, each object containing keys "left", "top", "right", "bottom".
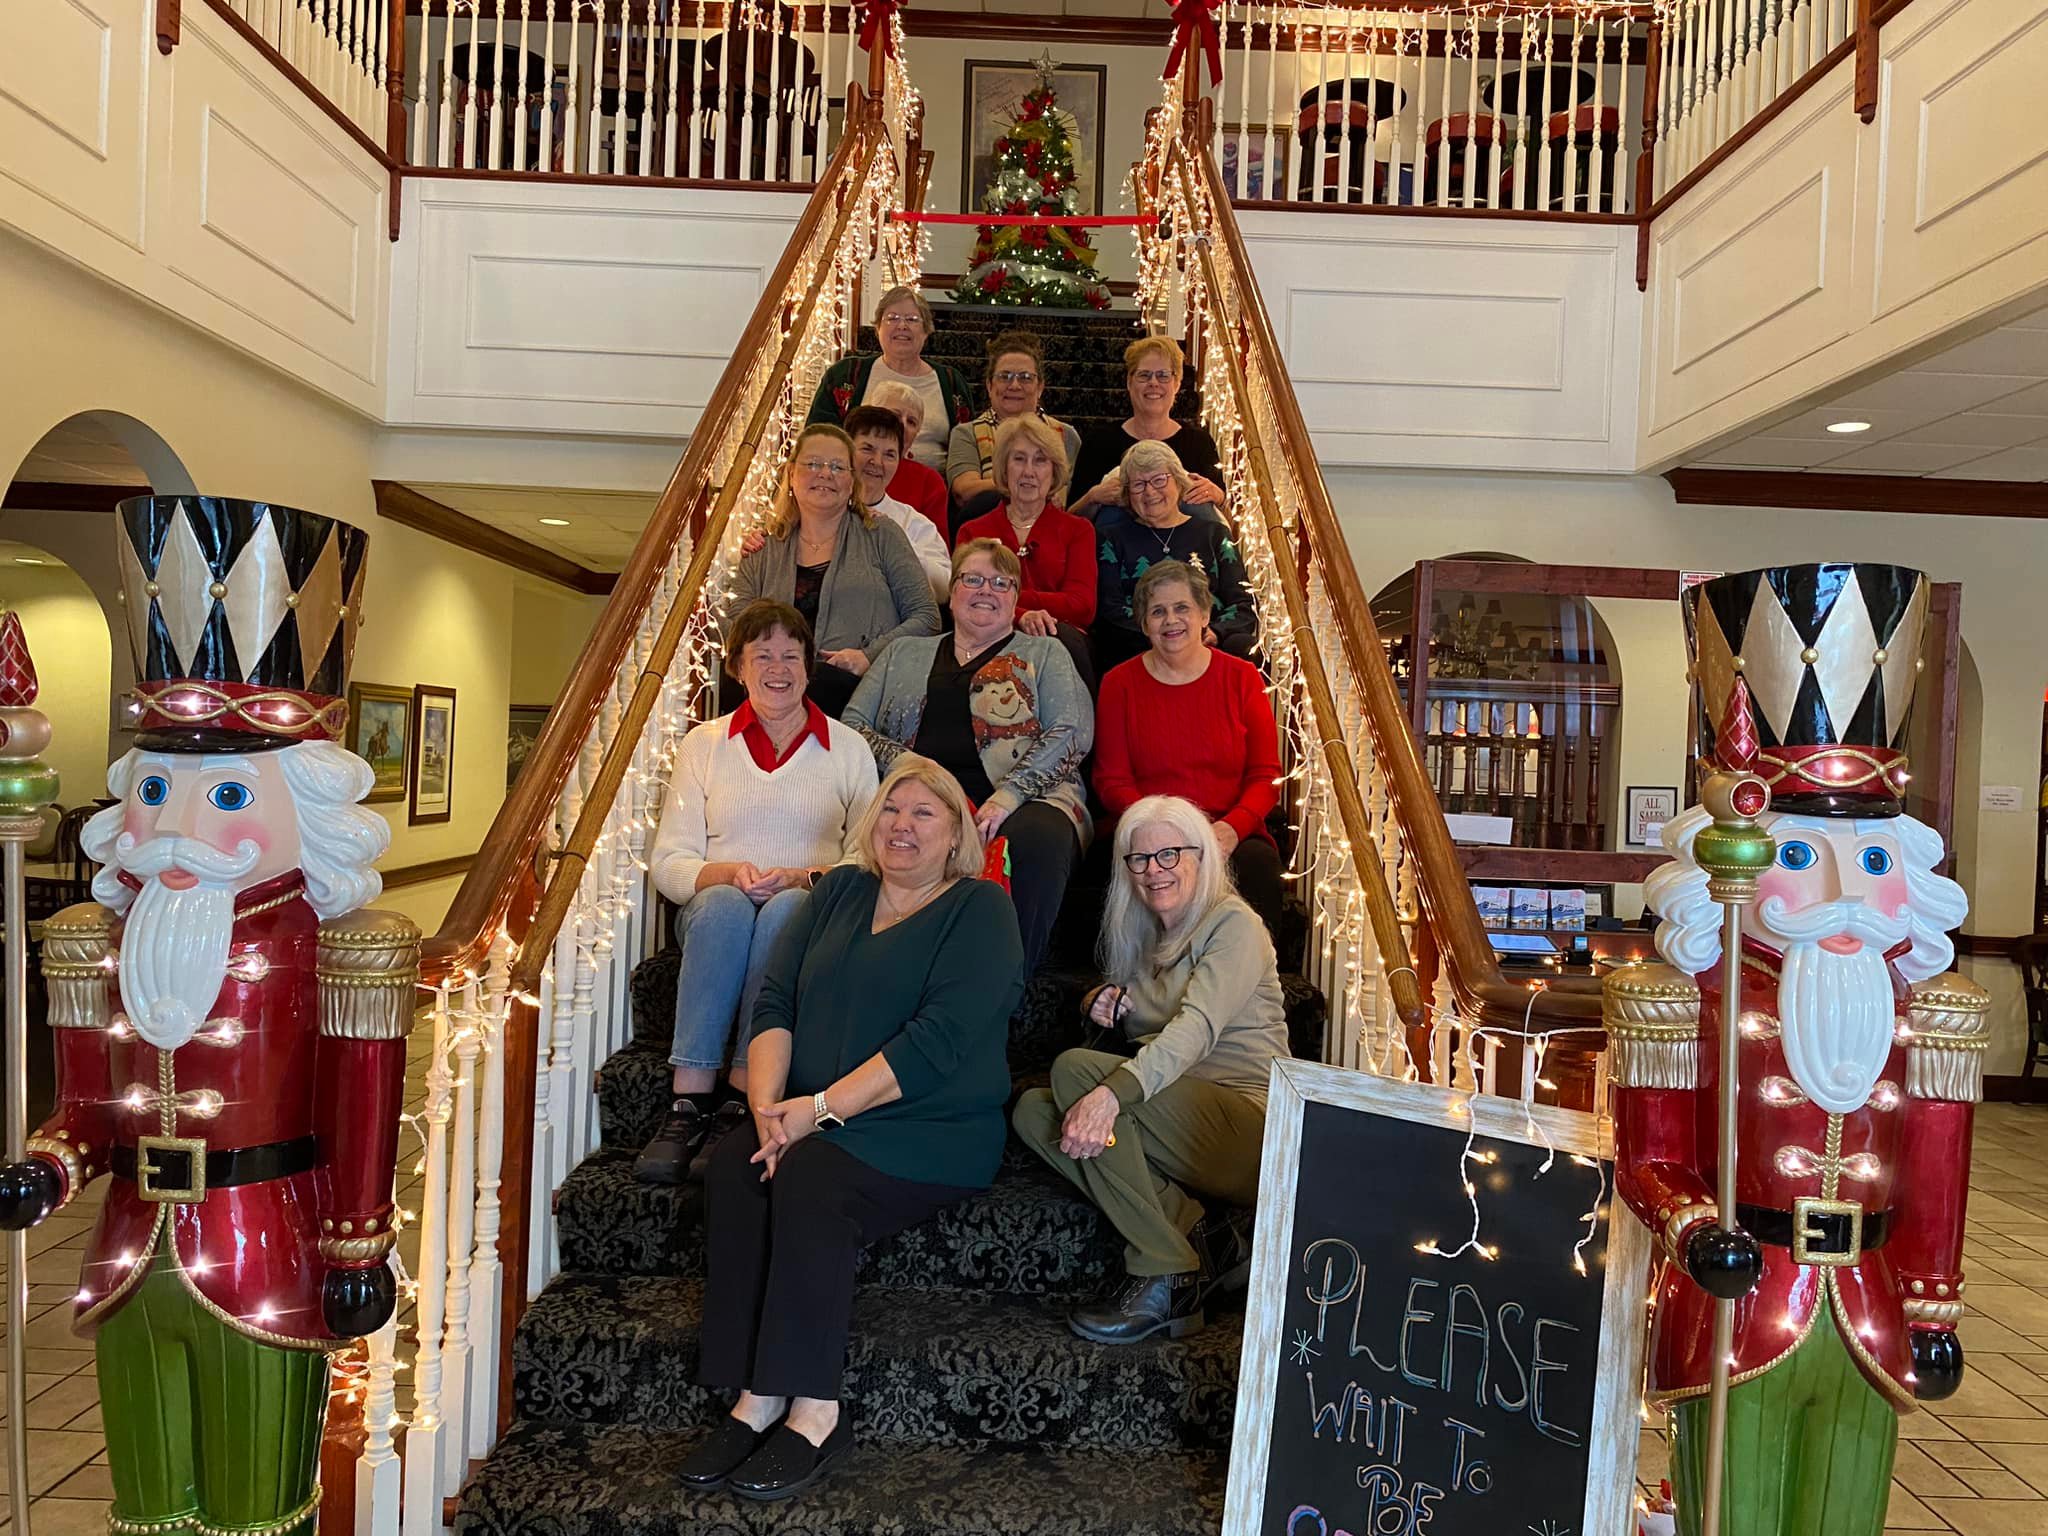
{"left": 1013, "top": 793, "right": 1288, "bottom": 1344}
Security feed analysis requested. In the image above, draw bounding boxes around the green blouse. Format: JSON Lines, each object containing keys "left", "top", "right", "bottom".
{"left": 747, "top": 865, "right": 1025, "bottom": 1187}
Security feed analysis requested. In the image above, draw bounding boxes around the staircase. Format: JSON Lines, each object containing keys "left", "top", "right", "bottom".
{"left": 455, "top": 931, "right": 1326, "bottom": 1534}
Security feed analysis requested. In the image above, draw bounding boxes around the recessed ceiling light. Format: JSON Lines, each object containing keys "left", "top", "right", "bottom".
{"left": 538, "top": 517, "right": 571, "bottom": 526}
{"left": 1825, "top": 420, "right": 1872, "bottom": 434}
{"left": 14, "top": 556, "right": 46, "bottom": 566}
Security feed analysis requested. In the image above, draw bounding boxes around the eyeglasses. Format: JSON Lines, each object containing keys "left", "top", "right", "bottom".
{"left": 879, "top": 313, "right": 924, "bottom": 327}
{"left": 1123, "top": 845, "right": 1202, "bottom": 873}
{"left": 955, "top": 572, "right": 1019, "bottom": 593}
{"left": 1131, "top": 369, "right": 1176, "bottom": 385}
{"left": 796, "top": 459, "right": 851, "bottom": 477}
{"left": 992, "top": 371, "right": 1040, "bottom": 385}
{"left": 1128, "top": 474, "right": 1176, "bottom": 497}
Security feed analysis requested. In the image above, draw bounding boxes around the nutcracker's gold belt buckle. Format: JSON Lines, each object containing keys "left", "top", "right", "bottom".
{"left": 135, "top": 1135, "right": 208, "bottom": 1204}
{"left": 1792, "top": 1196, "right": 1863, "bottom": 1266}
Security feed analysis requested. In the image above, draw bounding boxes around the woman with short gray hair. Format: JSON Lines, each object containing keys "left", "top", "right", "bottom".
{"left": 1012, "top": 795, "right": 1286, "bottom": 1344}
{"left": 806, "top": 285, "right": 973, "bottom": 471}
{"left": 1093, "top": 440, "right": 1257, "bottom": 673}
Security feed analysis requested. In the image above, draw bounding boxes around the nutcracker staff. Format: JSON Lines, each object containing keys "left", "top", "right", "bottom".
{"left": 0, "top": 498, "right": 418, "bottom": 1536}
{"left": 1605, "top": 563, "right": 1981, "bottom": 1536}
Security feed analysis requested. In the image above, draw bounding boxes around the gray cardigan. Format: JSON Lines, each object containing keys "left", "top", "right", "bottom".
{"left": 729, "top": 512, "right": 940, "bottom": 661}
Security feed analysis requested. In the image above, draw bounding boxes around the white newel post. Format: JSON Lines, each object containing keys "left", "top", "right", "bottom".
{"left": 354, "top": 1319, "right": 401, "bottom": 1536}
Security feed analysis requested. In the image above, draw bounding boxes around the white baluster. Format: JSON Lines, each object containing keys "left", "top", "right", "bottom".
{"left": 1460, "top": 11, "right": 1480, "bottom": 208}
{"left": 1335, "top": 14, "right": 1355, "bottom": 205}
{"left": 547, "top": 921, "right": 577, "bottom": 1190}
{"left": 399, "top": 987, "right": 453, "bottom": 1536}
{"left": 531, "top": 953, "right": 560, "bottom": 1294}
{"left": 353, "top": 1319, "right": 401, "bottom": 1536}
{"left": 765, "top": 0, "right": 785, "bottom": 185}
{"left": 1486, "top": 14, "right": 1505, "bottom": 208}
{"left": 1433, "top": 14, "right": 1453, "bottom": 206}
{"left": 584, "top": 0, "right": 606, "bottom": 173}
{"left": 689, "top": 0, "right": 707, "bottom": 177}
{"left": 466, "top": 932, "right": 511, "bottom": 1459}
{"left": 567, "top": 894, "right": 599, "bottom": 1165}
{"left": 1407, "top": 19, "right": 1428, "bottom": 206}
{"left": 611, "top": 0, "right": 630, "bottom": 174}
{"left": 437, "top": 973, "right": 481, "bottom": 1497}
{"left": 1509, "top": 18, "right": 1529, "bottom": 208}
{"left": 743, "top": 1, "right": 760, "bottom": 180}
{"left": 663, "top": 0, "right": 682, "bottom": 175}
{"left": 1309, "top": 7, "right": 1328, "bottom": 201}
{"left": 1562, "top": 12, "right": 1583, "bottom": 212}
{"left": 638, "top": 3, "right": 658, "bottom": 176}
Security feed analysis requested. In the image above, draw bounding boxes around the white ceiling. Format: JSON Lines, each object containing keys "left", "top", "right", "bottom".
{"left": 406, "top": 483, "right": 659, "bottom": 572}
{"left": 1693, "top": 306, "right": 2048, "bottom": 481}
{"left": 10, "top": 418, "right": 149, "bottom": 485}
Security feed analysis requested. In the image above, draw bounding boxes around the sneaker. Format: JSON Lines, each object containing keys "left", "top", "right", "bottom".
{"left": 1068, "top": 1272, "right": 1206, "bottom": 1345}
{"left": 634, "top": 1097, "right": 707, "bottom": 1185}
{"left": 1195, "top": 1207, "right": 1256, "bottom": 1292}
{"left": 687, "top": 1099, "right": 751, "bottom": 1183}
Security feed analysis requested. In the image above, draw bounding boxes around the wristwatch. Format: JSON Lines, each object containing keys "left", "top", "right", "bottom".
{"left": 813, "top": 1091, "right": 844, "bottom": 1131}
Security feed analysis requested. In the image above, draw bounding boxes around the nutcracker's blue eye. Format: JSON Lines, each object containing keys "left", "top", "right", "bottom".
{"left": 1777, "top": 840, "right": 1816, "bottom": 871}
{"left": 137, "top": 776, "right": 169, "bottom": 807}
{"left": 208, "top": 782, "right": 252, "bottom": 812}
{"left": 1860, "top": 846, "right": 1893, "bottom": 876}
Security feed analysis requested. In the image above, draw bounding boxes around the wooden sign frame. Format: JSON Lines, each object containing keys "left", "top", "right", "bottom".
{"left": 1224, "top": 1058, "right": 1651, "bottom": 1536}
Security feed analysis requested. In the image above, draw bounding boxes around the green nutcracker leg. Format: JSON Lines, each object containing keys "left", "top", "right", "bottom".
{"left": 96, "top": 1256, "right": 332, "bottom": 1536}
{"left": 1670, "top": 1309, "right": 1900, "bottom": 1536}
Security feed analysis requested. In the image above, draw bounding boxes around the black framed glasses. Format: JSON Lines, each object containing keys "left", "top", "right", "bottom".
{"left": 1122, "top": 845, "right": 1202, "bottom": 873}
{"left": 955, "top": 572, "right": 1019, "bottom": 593}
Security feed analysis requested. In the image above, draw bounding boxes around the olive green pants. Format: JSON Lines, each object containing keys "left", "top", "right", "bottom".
{"left": 1670, "top": 1308, "right": 1899, "bottom": 1536}
{"left": 94, "top": 1253, "right": 331, "bottom": 1536}
{"left": 1012, "top": 1047, "right": 1264, "bottom": 1276}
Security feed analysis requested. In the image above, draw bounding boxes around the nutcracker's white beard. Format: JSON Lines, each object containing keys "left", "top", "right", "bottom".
{"left": 1766, "top": 894, "right": 1909, "bottom": 1114}
{"left": 111, "top": 834, "right": 261, "bottom": 1051}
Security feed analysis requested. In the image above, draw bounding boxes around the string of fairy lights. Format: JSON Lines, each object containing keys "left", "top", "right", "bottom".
{"left": 1132, "top": 67, "right": 1617, "bottom": 1276}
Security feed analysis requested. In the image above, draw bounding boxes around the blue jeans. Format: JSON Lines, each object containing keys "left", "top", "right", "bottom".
{"left": 670, "top": 884, "right": 810, "bottom": 1072}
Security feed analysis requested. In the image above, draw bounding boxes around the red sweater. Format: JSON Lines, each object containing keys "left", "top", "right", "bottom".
{"left": 889, "top": 460, "right": 949, "bottom": 534}
{"left": 1094, "top": 651, "right": 1281, "bottom": 844}
{"left": 955, "top": 503, "right": 1097, "bottom": 628}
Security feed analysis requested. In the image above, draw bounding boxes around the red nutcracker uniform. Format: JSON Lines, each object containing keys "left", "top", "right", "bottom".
{"left": 0, "top": 497, "right": 416, "bottom": 1536}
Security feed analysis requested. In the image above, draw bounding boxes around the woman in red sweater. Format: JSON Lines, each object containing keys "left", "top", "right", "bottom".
{"left": 1093, "top": 558, "right": 1284, "bottom": 934}
{"left": 955, "top": 414, "right": 1097, "bottom": 641}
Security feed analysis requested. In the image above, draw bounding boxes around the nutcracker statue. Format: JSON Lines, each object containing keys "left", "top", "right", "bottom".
{"left": 1605, "top": 563, "right": 1982, "bottom": 1536}
{"left": 0, "top": 497, "right": 418, "bottom": 1536}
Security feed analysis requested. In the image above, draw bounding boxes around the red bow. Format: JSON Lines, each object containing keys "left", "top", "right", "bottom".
{"left": 1162, "top": 0, "right": 1223, "bottom": 86}
{"left": 856, "top": 0, "right": 898, "bottom": 56}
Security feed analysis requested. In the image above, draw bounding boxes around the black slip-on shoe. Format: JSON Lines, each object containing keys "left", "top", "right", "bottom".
{"left": 677, "top": 1414, "right": 776, "bottom": 1492}
{"left": 728, "top": 1418, "right": 855, "bottom": 1502}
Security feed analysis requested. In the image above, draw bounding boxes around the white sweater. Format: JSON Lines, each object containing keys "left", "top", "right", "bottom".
{"left": 874, "top": 493, "right": 953, "bottom": 603}
{"left": 648, "top": 711, "right": 880, "bottom": 901}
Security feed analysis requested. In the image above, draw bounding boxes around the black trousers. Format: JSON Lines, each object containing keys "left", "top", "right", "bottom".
{"left": 1002, "top": 800, "right": 1080, "bottom": 975}
{"left": 1231, "top": 836, "right": 1285, "bottom": 938}
{"left": 699, "top": 1125, "right": 969, "bottom": 1401}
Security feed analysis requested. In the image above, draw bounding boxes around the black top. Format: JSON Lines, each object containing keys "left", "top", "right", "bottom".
{"left": 911, "top": 633, "right": 1012, "bottom": 804}
{"left": 792, "top": 560, "right": 829, "bottom": 630}
{"left": 1095, "top": 514, "right": 1256, "bottom": 646}
{"left": 746, "top": 866, "right": 1025, "bottom": 1186}
{"left": 1071, "top": 422, "right": 1224, "bottom": 506}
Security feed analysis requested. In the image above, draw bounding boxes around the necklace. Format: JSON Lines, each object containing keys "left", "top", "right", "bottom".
{"left": 1140, "top": 518, "right": 1182, "bottom": 556}
{"left": 874, "top": 877, "right": 951, "bottom": 932}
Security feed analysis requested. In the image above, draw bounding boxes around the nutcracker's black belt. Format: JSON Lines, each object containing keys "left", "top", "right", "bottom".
{"left": 113, "top": 1136, "right": 317, "bottom": 1203}
{"left": 1740, "top": 1200, "right": 1893, "bottom": 1264}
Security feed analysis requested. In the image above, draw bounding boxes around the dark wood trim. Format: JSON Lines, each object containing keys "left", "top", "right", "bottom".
{"left": 1953, "top": 933, "right": 2025, "bottom": 959}
{"left": 381, "top": 853, "right": 476, "bottom": 890}
{"left": 157, "top": 0, "right": 182, "bottom": 53}
{"left": 1871, "top": 0, "right": 1914, "bottom": 22}
{"left": 371, "top": 481, "right": 617, "bottom": 595}
{"left": 1457, "top": 847, "right": 1671, "bottom": 883}
{"left": 1228, "top": 197, "right": 1638, "bottom": 226}
{"left": 1667, "top": 469, "right": 2048, "bottom": 520}
{"left": 1854, "top": 0, "right": 1880, "bottom": 123}
{"left": 1422, "top": 558, "right": 1682, "bottom": 600}
{"left": 1634, "top": 18, "right": 1660, "bottom": 292}
{"left": 2, "top": 481, "right": 148, "bottom": 513}
{"left": 404, "top": 166, "right": 815, "bottom": 196}
{"left": 1984, "top": 1074, "right": 2048, "bottom": 1104}
{"left": 200, "top": 1, "right": 400, "bottom": 172}
{"left": 1925, "top": 581, "right": 1962, "bottom": 857}
{"left": 1644, "top": 35, "right": 1857, "bottom": 221}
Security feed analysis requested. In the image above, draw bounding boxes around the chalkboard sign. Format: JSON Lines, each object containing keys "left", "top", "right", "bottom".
{"left": 1225, "top": 1060, "right": 1650, "bottom": 1536}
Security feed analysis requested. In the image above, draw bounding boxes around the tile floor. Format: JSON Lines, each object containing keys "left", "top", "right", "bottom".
{"left": 4, "top": 1067, "right": 2045, "bottom": 1535}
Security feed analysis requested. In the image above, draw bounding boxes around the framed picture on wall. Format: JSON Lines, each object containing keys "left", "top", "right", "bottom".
{"left": 1625, "top": 785, "right": 1679, "bottom": 849}
{"left": 347, "top": 683, "right": 413, "bottom": 804}
{"left": 961, "top": 59, "right": 1108, "bottom": 217}
{"left": 507, "top": 704, "right": 550, "bottom": 791}
{"left": 410, "top": 684, "right": 458, "bottom": 826}
{"left": 1220, "top": 123, "right": 1287, "bottom": 201}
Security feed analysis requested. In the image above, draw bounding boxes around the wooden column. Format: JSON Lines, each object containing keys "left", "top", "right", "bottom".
{"left": 1635, "top": 18, "right": 1662, "bottom": 290}
{"left": 156, "top": 0, "right": 182, "bottom": 54}
{"left": 387, "top": 0, "right": 408, "bottom": 239}
{"left": 1854, "top": 0, "right": 1878, "bottom": 122}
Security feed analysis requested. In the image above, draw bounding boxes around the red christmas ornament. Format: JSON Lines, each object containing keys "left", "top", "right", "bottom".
{"left": 0, "top": 610, "right": 39, "bottom": 708}
{"left": 981, "top": 268, "right": 1008, "bottom": 294}
{"left": 1718, "top": 675, "right": 1759, "bottom": 773}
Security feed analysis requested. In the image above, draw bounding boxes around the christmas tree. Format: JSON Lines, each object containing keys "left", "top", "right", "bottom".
{"left": 953, "top": 56, "right": 1112, "bottom": 310}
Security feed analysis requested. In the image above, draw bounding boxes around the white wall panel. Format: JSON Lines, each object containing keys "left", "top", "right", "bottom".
{"left": 1239, "top": 213, "right": 1641, "bottom": 473}
{"left": 0, "top": 0, "right": 148, "bottom": 250}
{"left": 388, "top": 178, "right": 803, "bottom": 435}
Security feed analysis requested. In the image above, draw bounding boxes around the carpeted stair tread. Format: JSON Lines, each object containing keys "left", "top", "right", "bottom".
{"left": 556, "top": 1145, "right": 1122, "bottom": 1298}
{"left": 515, "top": 1274, "right": 1243, "bottom": 1448}
{"left": 454, "top": 1420, "right": 1227, "bottom": 1536}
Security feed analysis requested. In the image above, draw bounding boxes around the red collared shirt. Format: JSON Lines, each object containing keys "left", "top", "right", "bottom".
{"left": 728, "top": 699, "right": 832, "bottom": 772}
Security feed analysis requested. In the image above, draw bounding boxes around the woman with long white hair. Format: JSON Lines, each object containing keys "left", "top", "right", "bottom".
{"left": 1011, "top": 794, "right": 1286, "bottom": 1344}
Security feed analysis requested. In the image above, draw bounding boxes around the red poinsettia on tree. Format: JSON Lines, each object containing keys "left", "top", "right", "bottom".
{"left": 951, "top": 57, "right": 1111, "bottom": 310}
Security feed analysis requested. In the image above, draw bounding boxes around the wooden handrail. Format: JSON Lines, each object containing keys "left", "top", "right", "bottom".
{"left": 420, "top": 97, "right": 881, "bottom": 988}
{"left": 1173, "top": 121, "right": 1603, "bottom": 1046}
{"left": 505, "top": 109, "right": 892, "bottom": 998}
